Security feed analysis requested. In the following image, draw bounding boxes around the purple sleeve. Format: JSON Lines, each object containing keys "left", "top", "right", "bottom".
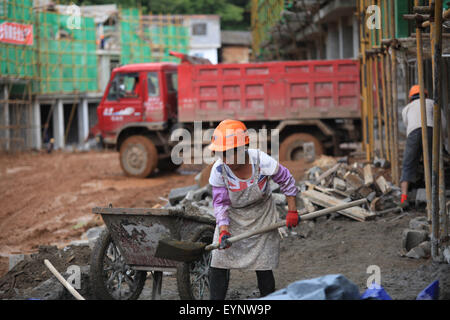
{"left": 212, "top": 186, "right": 231, "bottom": 227}
{"left": 272, "top": 164, "right": 298, "bottom": 197}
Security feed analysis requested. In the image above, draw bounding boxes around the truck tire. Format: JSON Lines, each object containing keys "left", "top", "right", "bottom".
{"left": 119, "top": 135, "right": 158, "bottom": 178}
{"left": 279, "top": 133, "right": 324, "bottom": 162}
{"left": 90, "top": 229, "right": 147, "bottom": 300}
{"left": 176, "top": 225, "right": 215, "bottom": 300}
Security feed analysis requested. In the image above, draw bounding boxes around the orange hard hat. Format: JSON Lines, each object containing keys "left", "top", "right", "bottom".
{"left": 409, "top": 85, "right": 428, "bottom": 98}
{"left": 209, "top": 119, "right": 249, "bottom": 152}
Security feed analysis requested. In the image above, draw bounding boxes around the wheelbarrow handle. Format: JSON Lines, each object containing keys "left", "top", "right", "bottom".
{"left": 204, "top": 198, "right": 368, "bottom": 252}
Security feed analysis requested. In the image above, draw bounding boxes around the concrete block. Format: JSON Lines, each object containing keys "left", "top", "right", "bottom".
{"left": 406, "top": 246, "right": 427, "bottom": 259}
{"left": 333, "top": 177, "right": 346, "bottom": 191}
{"left": 402, "top": 229, "right": 429, "bottom": 252}
{"left": 9, "top": 254, "right": 25, "bottom": 271}
{"left": 418, "top": 241, "right": 431, "bottom": 257}
{"left": 443, "top": 247, "right": 450, "bottom": 264}
{"left": 168, "top": 184, "right": 199, "bottom": 205}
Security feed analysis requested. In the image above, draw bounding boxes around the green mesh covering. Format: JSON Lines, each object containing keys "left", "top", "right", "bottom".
{"left": 35, "top": 11, "right": 98, "bottom": 93}
{"left": 120, "top": 8, "right": 189, "bottom": 64}
{"left": 0, "top": 0, "right": 36, "bottom": 79}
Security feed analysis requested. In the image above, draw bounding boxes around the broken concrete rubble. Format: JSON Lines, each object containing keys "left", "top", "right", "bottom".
{"left": 402, "top": 229, "right": 429, "bottom": 253}
{"left": 297, "top": 157, "right": 401, "bottom": 220}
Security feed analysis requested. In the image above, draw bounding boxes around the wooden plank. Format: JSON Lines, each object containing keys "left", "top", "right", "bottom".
{"left": 363, "top": 164, "right": 374, "bottom": 186}
{"left": 312, "top": 163, "right": 340, "bottom": 186}
{"left": 302, "top": 190, "right": 375, "bottom": 222}
{"left": 376, "top": 176, "right": 391, "bottom": 194}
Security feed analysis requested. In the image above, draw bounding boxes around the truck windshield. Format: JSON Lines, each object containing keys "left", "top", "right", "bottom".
{"left": 148, "top": 72, "right": 160, "bottom": 97}
{"left": 107, "top": 72, "right": 141, "bottom": 101}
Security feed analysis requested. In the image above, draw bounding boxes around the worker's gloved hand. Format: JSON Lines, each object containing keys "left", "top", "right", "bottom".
{"left": 286, "top": 210, "right": 299, "bottom": 228}
{"left": 219, "top": 230, "right": 232, "bottom": 250}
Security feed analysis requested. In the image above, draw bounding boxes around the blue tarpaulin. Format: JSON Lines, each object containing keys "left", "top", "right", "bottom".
{"left": 258, "top": 274, "right": 361, "bottom": 300}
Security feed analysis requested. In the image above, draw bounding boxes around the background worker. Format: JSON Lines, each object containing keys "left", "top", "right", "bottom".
{"left": 399, "top": 85, "right": 434, "bottom": 207}
{"left": 207, "top": 119, "right": 299, "bottom": 300}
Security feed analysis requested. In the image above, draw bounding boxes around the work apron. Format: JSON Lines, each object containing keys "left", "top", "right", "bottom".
{"left": 210, "top": 151, "right": 280, "bottom": 271}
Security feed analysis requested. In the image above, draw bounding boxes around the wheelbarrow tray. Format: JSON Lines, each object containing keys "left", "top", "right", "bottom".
{"left": 92, "top": 206, "right": 215, "bottom": 269}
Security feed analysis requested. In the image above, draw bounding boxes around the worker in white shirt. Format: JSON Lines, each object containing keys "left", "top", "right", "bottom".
{"left": 399, "top": 85, "right": 434, "bottom": 207}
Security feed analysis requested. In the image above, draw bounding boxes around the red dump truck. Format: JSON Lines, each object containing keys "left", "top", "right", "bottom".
{"left": 91, "top": 52, "right": 361, "bottom": 178}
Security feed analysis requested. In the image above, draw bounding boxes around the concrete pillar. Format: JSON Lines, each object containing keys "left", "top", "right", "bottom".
{"left": 31, "top": 100, "right": 42, "bottom": 150}
{"left": 352, "top": 15, "right": 360, "bottom": 59}
{"left": 1, "top": 85, "right": 10, "bottom": 151}
{"left": 338, "top": 17, "right": 344, "bottom": 59}
{"left": 326, "top": 22, "right": 339, "bottom": 60}
{"left": 98, "top": 53, "right": 111, "bottom": 93}
{"left": 53, "top": 99, "right": 65, "bottom": 150}
{"left": 77, "top": 98, "right": 89, "bottom": 148}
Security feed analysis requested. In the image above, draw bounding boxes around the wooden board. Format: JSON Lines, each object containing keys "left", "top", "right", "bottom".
{"left": 363, "top": 164, "right": 374, "bottom": 186}
{"left": 302, "top": 190, "right": 375, "bottom": 222}
{"left": 376, "top": 176, "right": 391, "bottom": 194}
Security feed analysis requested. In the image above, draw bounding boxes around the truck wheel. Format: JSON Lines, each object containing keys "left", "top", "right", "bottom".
{"left": 279, "top": 133, "right": 324, "bottom": 161}
{"left": 119, "top": 135, "right": 158, "bottom": 178}
{"left": 176, "top": 225, "right": 215, "bottom": 300}
{"left": 90, "top": 229, "right": 147, "bottom": 300}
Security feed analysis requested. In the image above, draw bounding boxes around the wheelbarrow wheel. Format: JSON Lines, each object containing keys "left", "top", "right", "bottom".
{"left": 176, "top": 225, "right": 214, "bottom": 300}
{"left": 90, "top": 229, "right": 147, "bottom": 300}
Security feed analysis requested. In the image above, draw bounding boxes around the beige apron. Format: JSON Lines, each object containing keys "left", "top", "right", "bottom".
{"left": 210, "top": 151, "right": 280, "bottom": 270}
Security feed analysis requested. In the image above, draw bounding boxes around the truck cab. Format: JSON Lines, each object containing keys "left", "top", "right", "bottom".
{"left": 96, "top": 62, "right": 178, "bottom": 146}
{"left": 91, "top": 62, "right": 179, "bottom": 178}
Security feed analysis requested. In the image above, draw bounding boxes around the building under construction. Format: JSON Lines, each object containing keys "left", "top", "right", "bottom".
{"left": 0, "top": 1, "right": 219, "bottom": 152}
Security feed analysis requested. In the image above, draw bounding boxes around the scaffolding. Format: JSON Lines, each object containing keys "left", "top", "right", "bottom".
{"left": 0, "top": 0, "right": 35, "bottom": 151}
{"left": 120, "top": 8, "right": 189, "bottom": 65}
{"left": 0, "top": 3, "right": 190, "bottom": 152}
{"left": 359, "top": 0, "right": 450, "bottom": 262}
{"left": 35, "top": 10, "right": 98, "bottom": 94}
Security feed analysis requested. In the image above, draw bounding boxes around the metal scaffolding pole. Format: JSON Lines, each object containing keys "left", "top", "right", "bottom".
{"left": 413, "top": 0, "right": 433, "bottom": 223}
{"left": 430, "top": 0, "right": 443, "bottom": 261}
{"left": 390, "top": 0, "right": 400, "bottom": 186}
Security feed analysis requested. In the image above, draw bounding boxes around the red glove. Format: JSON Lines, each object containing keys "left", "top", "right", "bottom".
{"left": 286, "top": 210, "right": 299, "bottom": 228}
{"left": 219, "top": 230, "right": 232, "bottom": 250}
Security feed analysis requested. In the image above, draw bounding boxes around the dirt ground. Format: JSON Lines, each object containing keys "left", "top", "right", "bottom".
{"left": 0, "top": 150, "right": 196, "bottom": 277}
{"left": 0, "top": 150, "right": 448, "bottom": 300}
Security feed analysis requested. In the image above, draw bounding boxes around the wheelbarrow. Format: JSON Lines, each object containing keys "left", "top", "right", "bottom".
{"left": 89, "top": 205, "right": 215, "bottom": 300}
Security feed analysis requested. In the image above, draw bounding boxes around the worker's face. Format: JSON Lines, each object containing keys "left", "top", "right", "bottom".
{"left": 215, "top": 147, "right": 247, "bottom": 168}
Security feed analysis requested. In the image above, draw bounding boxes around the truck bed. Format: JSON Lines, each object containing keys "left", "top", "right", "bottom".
{"left": 177, "top": 59, "right": 361, "bottom": 123}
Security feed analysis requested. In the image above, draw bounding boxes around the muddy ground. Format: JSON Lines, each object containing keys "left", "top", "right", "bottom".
{"left": 0, "top": 150, "right": 448, "bottom": 300}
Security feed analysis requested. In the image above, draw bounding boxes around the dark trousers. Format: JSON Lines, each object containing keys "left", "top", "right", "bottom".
{"left": 400, "top": 127, "right": 433, "bottom": 184}
{"left": 209, "top": 267, "right": 275, "bottom": 300}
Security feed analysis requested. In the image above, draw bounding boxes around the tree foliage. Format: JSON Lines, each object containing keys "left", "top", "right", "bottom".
{"left": 62, "top": 0, "right": 250, "bottom": 30}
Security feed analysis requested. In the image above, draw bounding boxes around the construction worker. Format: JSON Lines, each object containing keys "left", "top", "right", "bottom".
{"left": 207, "top": 119, "right": 299, "bottom": 300}
{"left": 399, "top": 85, "right": 434, "bottom": 207}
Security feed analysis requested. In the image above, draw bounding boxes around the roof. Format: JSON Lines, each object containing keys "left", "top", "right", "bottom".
{"left": 55, "top": 4, "right": 118, "bottom": 24}
{"left": 221, "top": 31, "right": 252, "bottom": 46}
{"left": 113, "top": 62, "right": 177, "bottom": 73}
